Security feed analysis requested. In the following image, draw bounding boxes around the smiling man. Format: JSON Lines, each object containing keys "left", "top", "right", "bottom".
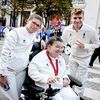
{"left": 0, "top": 14, "right": 45, "bottom": 100}
{"left": 28, "top": 36, "right": 79, "bottom": 100}
{"left": 62, "top": 8, "right": 99, "bottom": 98}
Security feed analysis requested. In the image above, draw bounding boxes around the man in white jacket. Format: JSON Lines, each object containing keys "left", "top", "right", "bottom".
{"left": 0, "top": 14, "right": 45, "bottom": 100}
{"left": 62, "top": 8, "right": 99, "bottom": 98}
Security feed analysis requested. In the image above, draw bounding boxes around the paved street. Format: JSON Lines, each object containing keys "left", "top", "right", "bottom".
{"left": 84, "top": 64, "right": 100, "bottom": 100}
{"left": 0, "top": 38, "right": 100, "bottom": 100}
{"left": 62, "top": 52, "right": 100, "bottom": 100}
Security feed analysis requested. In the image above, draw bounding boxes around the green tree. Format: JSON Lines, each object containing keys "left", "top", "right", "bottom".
{"left": 6, "top": 0, "right": 34, "bottom": 26}
{"left": 6, "top": 0, "right": 72, "bottom": 27}
{"left": 32, "top": 0, "right": 72, "bottom": 27}
{"left": 16, "top": 0, "right": 35, "bottom": 26}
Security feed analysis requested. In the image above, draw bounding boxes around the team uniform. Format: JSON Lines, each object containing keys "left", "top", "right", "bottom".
{"left": 0, "top": 27, "right": 35, "bottom": 100}
{"left": 62, "top": 23, "right": 99, "bottom": 96}
{"left": 28, "top": 50, "right": 79, "bottom": 100}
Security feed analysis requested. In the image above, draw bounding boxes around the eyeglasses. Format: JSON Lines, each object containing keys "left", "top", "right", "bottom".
{"left": 32, "top": 21, "right": 41, "bottom": 28}
{"left": 55, "top": 45, "right": 64, "bottom": 50}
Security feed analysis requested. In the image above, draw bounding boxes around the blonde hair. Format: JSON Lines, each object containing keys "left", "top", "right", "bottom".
{"left": 71, "top": 8, "right": 84, "bottom": 16}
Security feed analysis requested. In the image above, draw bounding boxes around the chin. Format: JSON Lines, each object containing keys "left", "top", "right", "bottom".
{"left": 55, "top": 54, "right": 60, "bottom": 57}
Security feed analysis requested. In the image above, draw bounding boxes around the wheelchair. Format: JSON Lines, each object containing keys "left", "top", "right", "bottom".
{"left": 20, "top": 42, "right": 82, "bottom": 100}
{"left": 21, "top": 71, "right": 61, "bottom": 100}
{"left": 21, "top": 69, "right": 82, "bottom": 100}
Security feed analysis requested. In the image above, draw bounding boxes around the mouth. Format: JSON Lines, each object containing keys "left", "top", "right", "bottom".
{"left": 56, "top": 51, "right": 62, "bottom": 55}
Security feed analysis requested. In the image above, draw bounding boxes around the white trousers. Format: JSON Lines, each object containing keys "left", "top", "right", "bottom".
{"left": 0, "top": 70, "right": 26, "bottom": 100}
{"left": 68, "top": 55, "right": 90, "bottom": 97}
{"left": 52, "top": 86, "right": 79, "bottom": 100}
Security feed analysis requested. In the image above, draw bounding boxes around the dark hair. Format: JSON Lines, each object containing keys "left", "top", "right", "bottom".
{"left": 27, "top": 14, "right": 43, "bottom": 23}
{"left": 46, "top": 36, "right": 63, "bottom": 47}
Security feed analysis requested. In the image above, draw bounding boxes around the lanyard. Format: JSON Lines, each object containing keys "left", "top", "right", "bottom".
{"left": 46, "top": 50, "right": 58, "bottom": 76}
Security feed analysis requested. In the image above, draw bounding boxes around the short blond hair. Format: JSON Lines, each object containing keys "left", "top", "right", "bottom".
{"left": 71, "top": 8, "right": 84, "bottom": 16}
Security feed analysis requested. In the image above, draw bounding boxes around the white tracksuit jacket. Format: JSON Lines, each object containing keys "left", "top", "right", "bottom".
{"left": 0, "top": 27, "right": 35, "bottom": 100}
{"left": 28, "top": 50, "right": 79, "bottom": 100}
{"left": 62, "top": 23, "right": 99, "bottom": 96}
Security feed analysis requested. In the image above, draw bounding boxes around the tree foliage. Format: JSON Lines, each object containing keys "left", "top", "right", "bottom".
{"left": 32, "top": 0, "right": 72, "bottom": 26}
{"left": 8, "top": 0, "right": 35, "bottom": 26}
{"left": 5, "top": 0, "right": 72, "bottom": 27}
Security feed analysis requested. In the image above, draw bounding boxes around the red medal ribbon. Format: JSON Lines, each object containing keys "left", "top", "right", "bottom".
{"left": 46, "top": 50, "right": 58, "bottom": 76}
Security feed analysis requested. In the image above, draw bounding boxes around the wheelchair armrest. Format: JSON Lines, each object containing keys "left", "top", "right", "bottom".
{"left": 23, "top": 76, "right": 44, "bottom": 93}
{"left": 27, "top": 84, "right": 44, "bottom": 93}
{"left": 68, "top": 74, "right": 82, "bottom": 88}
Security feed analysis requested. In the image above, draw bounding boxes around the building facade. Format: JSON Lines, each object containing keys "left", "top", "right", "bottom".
{"left": 72, "top": 0, "right": 100, "bottom": 29}
{"left": 0, "top": 0, "right": 33, "bottom": 27}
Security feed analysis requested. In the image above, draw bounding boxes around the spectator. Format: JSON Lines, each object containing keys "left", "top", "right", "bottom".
{"left": 0, "top": 14, "right": 45, "bottom": 100}
{"left": 89, "top": 27, "right": 100, "bottom": 67}
{"left": 34, "top": 26, "right": 47, "bottom": 42}
{"left": 62, "top": 8, "right": 99, "bottom": 98}
{"left": 28, "top": 36, "right": 79, "bottom": 100}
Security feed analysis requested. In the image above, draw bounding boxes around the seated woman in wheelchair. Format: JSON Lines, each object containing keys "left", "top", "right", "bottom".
{"left": 28, "top": 36, "right": 79, "bottom": 100}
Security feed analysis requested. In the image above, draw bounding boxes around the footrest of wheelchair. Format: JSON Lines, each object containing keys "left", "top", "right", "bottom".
{"left": 28, "top": 85, "right": 44, "bottom": 93}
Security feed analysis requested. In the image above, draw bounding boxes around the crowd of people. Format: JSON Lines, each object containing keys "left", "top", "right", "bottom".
{"left": 0, "top": 8, "right": 99, "bottom": 100}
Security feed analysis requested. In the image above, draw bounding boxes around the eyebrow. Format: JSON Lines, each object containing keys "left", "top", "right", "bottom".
{"left": 32, "top": 21, "right": 41, "bottom": 27}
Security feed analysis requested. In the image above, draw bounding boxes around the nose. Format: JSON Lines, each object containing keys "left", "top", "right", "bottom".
{"left": 76, "top": 18, "right": 80, "bottom": 22}
{"left": 59, "top": 47, "right": 64, "bottom": 53}
{"left": 34, "top": 24, "right": 38, "bottom": 28}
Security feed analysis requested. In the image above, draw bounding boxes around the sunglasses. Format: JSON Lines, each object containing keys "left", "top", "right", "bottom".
{"left": 32, "top": 21, "right": 41, "bottom": 28}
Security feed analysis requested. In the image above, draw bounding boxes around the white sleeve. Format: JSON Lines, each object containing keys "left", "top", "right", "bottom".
{"left": 28, "top": 57, "right": 49, "bottom": 84}
{"left": 61, "top": 58, "right": 69, "bottom": 79}
{"left": 62, "top": 27, "right": 68, "bottom": 44}
{"left": 0, "top": 30, "right": 18, "bottom": 75}
{"left": 84, "top": 30, "right": 99, "bottom": 51}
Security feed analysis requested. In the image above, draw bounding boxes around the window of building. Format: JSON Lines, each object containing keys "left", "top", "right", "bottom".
{"left": 72, "top": 0, "right": 85, "bottom": 4}
{"left": 72, "top": 0, "right": 86, "bottom": 8}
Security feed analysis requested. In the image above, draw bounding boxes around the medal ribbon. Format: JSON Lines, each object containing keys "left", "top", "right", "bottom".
{"left": 46, "top": 50, "right": 58, "bottom": 76}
